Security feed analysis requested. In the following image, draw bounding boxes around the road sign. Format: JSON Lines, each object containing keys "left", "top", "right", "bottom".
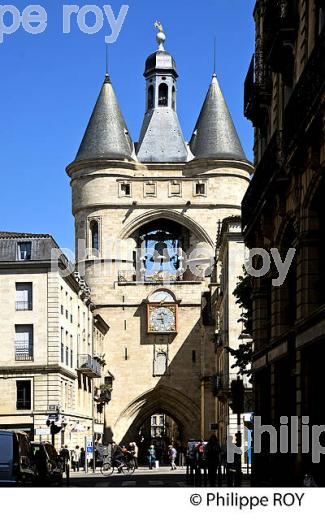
{"left": 35, "top": 428, "right": 50, "bottom": 436}
{"left": 87, "top": 447, "right": 93, "bottom": 453}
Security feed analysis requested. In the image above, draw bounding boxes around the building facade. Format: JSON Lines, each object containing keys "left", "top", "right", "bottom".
{"left": 211, "top": 217, "right": 252, "bottom": 453}
{"left": 243, "top": 0, "right": 325, "bottom": 485}
{"left": 0, "top": 232, "right": 109, "bottom": 451}
{"left": 67, "top": 26, "right": 252, "bottom": 446}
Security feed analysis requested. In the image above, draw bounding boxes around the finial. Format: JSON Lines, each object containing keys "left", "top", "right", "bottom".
{"left": 154, "top": 20, "right": 166, "bottom": 50}
{"left": 213, "top": 36, "right": 216, "bottom": 75}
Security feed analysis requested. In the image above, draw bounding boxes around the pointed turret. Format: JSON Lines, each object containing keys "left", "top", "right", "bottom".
{"left": 136, "top": 23, "right": 188, "bottom": 163}
{"left": 190, "top": 74, "right": 246, "bottom": 161}
{"left": 75, "top": 74, "right": 134, "bottom": 162}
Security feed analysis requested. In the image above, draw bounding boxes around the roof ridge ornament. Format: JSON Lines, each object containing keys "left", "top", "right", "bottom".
{"left": 154, "top": 20, "right": 166, "bottom": 50}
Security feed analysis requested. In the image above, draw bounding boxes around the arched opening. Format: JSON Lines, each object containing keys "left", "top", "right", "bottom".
{"left": 90, "top": 220, "right": 99, "bottom": 251}
{"left": 147, "top": 84, "right": 154, "bottom": 110}
{"left": 158, "top": 83, "right": 168, "bottom": 107}
{"left": 172, "top": 86, "right": 176, "bottom": 110}
{"left": 137, "top": 412, "right": 182, "bottom": 465}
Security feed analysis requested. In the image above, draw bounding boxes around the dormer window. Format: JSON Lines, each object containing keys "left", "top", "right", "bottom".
{"left": 18, "top": 242, "right": 31, "bottom": 261}
{"left": 158, "top": 83, "right": 168, "bottom": 107}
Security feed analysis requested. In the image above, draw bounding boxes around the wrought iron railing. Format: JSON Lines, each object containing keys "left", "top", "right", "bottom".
{"left": 77, "top": 354, "right": 101, "bottom": 377}
{"left": 15, "top": 301, "right": 32, "bottom": 311}
{"left": 15, "top": 342, "right": 33, "bottom": 361}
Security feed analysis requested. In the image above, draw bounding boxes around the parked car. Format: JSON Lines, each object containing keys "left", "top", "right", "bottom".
{"left": 0, "top": 430, "right": 37, "bottom": 486}
{"left": 31, "top": 441, "right": 63, "bottom": 485}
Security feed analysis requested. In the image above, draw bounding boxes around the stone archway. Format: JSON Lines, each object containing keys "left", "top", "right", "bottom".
{"left": 112, "top": 385, "right": 201, "bottom": 445}
{"left": 120, "top": 209, "right": 214, "bottom": 247}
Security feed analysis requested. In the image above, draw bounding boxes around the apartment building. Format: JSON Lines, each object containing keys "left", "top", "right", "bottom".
{"left": 0, "top": 232, "right": 110, "bottom": 450}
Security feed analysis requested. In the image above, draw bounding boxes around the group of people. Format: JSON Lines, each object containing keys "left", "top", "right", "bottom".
{"left": 60, "top": 445, "right": 86, "bottom": 472}
{"left": 110, "top": 441, "right": 139, "bottom": 470}
{"left": 146, "top": 444, "right": 178, "bottom": 470}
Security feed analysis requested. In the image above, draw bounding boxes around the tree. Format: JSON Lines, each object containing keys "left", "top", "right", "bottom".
{"left": 226, "top": 267, "right": 253, "bottom": 379}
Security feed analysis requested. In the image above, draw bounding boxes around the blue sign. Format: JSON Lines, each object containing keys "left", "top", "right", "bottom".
{"left": 87, "top": 447, "right": 93, "bottom": 453}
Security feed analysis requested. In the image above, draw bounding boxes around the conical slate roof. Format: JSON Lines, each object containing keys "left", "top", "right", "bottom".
{"left": 190, "top": 74, "right": 246, "bottom": 161}
{"left": 75, "top": 75, "right": 133, "bottom": 162}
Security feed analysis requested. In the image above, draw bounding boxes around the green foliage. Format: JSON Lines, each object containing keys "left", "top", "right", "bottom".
{"left": 227, "top": 266, "right": 253, "bottom": 378}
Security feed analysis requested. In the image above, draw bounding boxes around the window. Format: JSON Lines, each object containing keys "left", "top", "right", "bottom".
{"left": 152, "top": 416, "right": 157, "bottom": 425}
{"left": 61, "top": 328, "right": 64, "bottom": 362}
{"left": 90, "top": 220, "right": 99, "bottom": 251}
{"left": 194, "top": 181, "right": 206, "bottom": 196}
{"left": 158, "top": 83, "right": 168, "bottom": 106}
{"left": 119, "top": 182, "right": 131, "bottom": 197}
{"left": 15, "top": 325, "right": 33, "bottom": 361}
{"left": 169, "top": 180, "right": 181, "bottom": 197}
{"left": 147, "top": 85, "right": 154, "bottom": 110}
{"left": 144, "top": 181, "right": 157, "bottom": 197}
{"left": 172, "top": 86, "right": 176, "bottom": 110}
{"left": 65, "top": 347, "right": 69, "bottom": 366}
{"left": 15, "top": 282, "right": 32, "bottom": 311}
{"left": 18, "top": 242, "right": 31, "bottom": 261}
{"left": 16, "top": 380, "right": 31, "bottom": 410}
{"left": 192, "top": 350, "right": 196, "bottom": 363}
{"left": 70, "top": 349, "right": 73, "bottom": 368}
{"left": 153, "top": 351, "right": 167, "bottom": 376}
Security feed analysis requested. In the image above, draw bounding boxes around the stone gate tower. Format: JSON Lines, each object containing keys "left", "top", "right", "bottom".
{"left": 66, "top": 26, "right": 252, "bottom": 444}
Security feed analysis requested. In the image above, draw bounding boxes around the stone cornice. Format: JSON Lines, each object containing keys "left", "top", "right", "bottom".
{"left": 0, "top": 365, "right": 78, "bottom": 379}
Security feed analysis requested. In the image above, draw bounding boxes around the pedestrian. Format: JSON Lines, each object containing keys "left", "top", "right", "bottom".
{"left": 178, "top": 445, "right": 186, "bottom": 468}
{"left": 205, "top": 434, "right": 221, "bottom": 486}
{"left": 147, "top": 445, "right": 156, "bottom": 469}
{"left": 129, "top": 442, "right": 139, "bottom": 469}
{"left": 59, "top": 445, "right": 70, "bottom": 473}
{"left": 74, "top": 445, "right": 81, "bottom": 472}
{"left": 168, "top": 444, "right": 177, "bottom": 470}
{"left": 80, "top": 447, "right": 85, "bottom": 470}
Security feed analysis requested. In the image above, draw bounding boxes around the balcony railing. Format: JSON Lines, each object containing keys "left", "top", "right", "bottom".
{"left": 263, "top": 0, "right": 298, "bottom": 70}
{"left": 118, "top": 269, "right": 205, "bottom": 283}
{"left": 244, "top": 50, "right": 272, "bottom": 125}
{"left": 15, "top": 341, "right": 33, "bottom": 361}
{"left": 283, "top": 25, "right": 325, "bottom": 151}
{"left": 77, "top": 354, "right": 101, "bottom": 378}
{"left": 15, "top": 301, "right": 32, "bottom": 311}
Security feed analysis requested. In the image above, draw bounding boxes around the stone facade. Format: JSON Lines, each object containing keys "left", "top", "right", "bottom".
{"left": 67, "top": 29, "right": 253, "bottom": 447}
{"left": 0, "top": 233, "right": 109, "bottom": 452}
{"left": 211, "top": 217, "right": 252, "bottom": 457}
{"left": 243, "top": 0, "right": 325, "bottom": 485}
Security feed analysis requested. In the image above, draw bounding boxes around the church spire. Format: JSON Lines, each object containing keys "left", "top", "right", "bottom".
{"left": 75, "top": 74, "right": 134, "bottom": 162}
{"left": 189, "top": 74, "right": 247, "bottom": 162}
{"left": 136, "top": 23, "right": 188, "bottom": 163}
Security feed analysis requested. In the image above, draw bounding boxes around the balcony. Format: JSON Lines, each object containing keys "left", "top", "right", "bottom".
{"left": 263, "top": 0, "right": 298, "bottom": 71}
{"left": 244, "top": 51, "right": 272, "bottom": 125}
{"left": 94, "top": 386, "right": 111, "bottom": 403}
{"left": 242, "top": 130, "right": 285, "bottom": 230}
{"left": 15, "top": 301, "right": 32, "bottom": 311}
{"left": 283, "top": 25, "right": 325, "bottom": 151}
{"left": 15, "top": 342, "right": 33, "bottom": 361}
{"left": 77, "top": 354, "right": 101, "bottom": 378}
{"left": 118, "top": 269, "right": 205, "bottom": 284}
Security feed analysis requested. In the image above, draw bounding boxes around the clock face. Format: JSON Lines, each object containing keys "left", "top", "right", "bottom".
{"left": 148, "top": 305, "right": 177, "bottom": 333}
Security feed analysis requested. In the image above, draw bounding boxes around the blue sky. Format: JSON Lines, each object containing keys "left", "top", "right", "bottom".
{"left": 0, "top": 0, "right": 255, "bottom": 250}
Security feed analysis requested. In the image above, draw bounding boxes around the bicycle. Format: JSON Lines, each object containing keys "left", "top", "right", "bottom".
{"left": 100, "top": 457, "right": 136, "bottom": 476}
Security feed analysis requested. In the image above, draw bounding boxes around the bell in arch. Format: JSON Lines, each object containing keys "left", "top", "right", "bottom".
{"left": 151, "top": 241, "right": 170, "bottom": 264}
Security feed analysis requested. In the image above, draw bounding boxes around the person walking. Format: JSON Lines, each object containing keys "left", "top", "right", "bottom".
{"left": 205, "top": 434, "right": 221, "bottom": 486}
{"left": 129, "top": 442, "right": 139, "bottom": 469}
{"left": 168, "top": 444, "right": 177, "bottom": 470}
{"left": 147, "top": 445, "right": 156, "bottom": 470}
{"left": 80, "top": 447, "right": 85, "bottom": 470}
{"left": 74, "top": 445, "right": 81, "bottom": 472}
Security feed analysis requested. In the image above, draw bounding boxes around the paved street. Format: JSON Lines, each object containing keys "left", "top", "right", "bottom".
{"left": 67, "top": 466, "right": 251, "bottom": 487}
